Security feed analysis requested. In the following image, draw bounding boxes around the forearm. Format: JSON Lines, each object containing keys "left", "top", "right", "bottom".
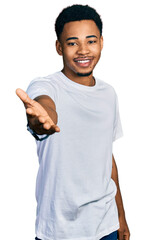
{"left": 34, "top": 95, "right": 58, "bottom": 124}
{"left": 111, "top": 155, "right": 125, "bottom": 219}
{"left": 112, "top": 155, "right": 130, "bottom": 239}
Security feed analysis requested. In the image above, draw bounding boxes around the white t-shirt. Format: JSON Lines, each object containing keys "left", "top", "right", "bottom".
{"left": 26, "top": 71, "right": 123, "bottom": 240}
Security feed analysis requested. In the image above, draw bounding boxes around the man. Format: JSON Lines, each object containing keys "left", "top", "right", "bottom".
{"left": 16, "top": 4, "right": 130, "bottom": 240}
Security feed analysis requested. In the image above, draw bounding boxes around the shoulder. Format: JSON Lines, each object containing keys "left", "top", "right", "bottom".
{"left": 26, "top": 72, "right": 60, "bottom": 102}
{"left": 96, "top": 77, "right": 117, "bottom": 98}
{"left": 28, "top": 72, "right": 59, "bottom": 87}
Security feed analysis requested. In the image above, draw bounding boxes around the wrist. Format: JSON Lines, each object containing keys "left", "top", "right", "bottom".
{"left": 27, "top": 124, "right": 49, "bottom": 141}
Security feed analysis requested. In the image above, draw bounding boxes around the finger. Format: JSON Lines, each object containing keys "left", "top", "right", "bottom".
{"left": 39, "top": 115, "right": 55, "bottom": 125}
{"left": 118, "top": 230, "right": 124, "bottom": 240}
{"left": 54, "top": 126, "right": 60, "bottom": 132}
{"left": 123, "top": 232, "right": 130, "bottom": 240}
{"left": 43, "top": 122, "right": 60, "bottom": 132}
{"left": 39, "top": 115, "right": 60, "bottom": 132}
{"left": 26, "top": 107, "right": 39, "bottom": 117}
{"left": 37, "top": 114, "right": 59, "bottom": 131}
{"left": 16, "top": 88, "right": 34, "bottom": 105}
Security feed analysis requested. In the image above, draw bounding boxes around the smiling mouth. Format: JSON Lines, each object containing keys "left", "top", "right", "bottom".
{"left": 74, "top": 57, "right": 93, "bottom": 67}
{"left": 75, "top": 59, "right": 90, "bottom": 63}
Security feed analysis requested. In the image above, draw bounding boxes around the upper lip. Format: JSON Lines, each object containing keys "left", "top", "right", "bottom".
{"left": 74, "top": 57, "right": 94, "bottom": 62}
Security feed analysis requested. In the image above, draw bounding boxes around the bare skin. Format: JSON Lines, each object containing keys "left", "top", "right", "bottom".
{"left": 112, "top": 155, "right": 130, "bottom": 240}
{"left": 56, "top": 20, "right": 103, "bottom": 86}
{"left": 16, "top": 88, "right": 60, "bottom": 135}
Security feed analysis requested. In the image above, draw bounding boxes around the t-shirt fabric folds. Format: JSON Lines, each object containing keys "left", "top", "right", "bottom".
{"left": 26, "top": 71, "right": 123, "bottom": 240}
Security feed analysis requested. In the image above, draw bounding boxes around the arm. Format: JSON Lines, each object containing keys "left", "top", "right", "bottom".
{"left": 111, "top": 154, "right": 130, "bottom": 240}
{"left": 16, "top": 88, "right": 60, "bottom": 136}
{"left": 29, "top": 94, "right": 59, "bottom": 135}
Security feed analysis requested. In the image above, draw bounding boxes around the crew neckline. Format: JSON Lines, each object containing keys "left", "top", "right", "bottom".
{"left": 57, "top": 71, "right": 98, "bottom": 92}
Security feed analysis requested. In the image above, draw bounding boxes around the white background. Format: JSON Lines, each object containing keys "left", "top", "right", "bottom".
{"left": 0, "top": 0, "right": 146, "bottom": 239}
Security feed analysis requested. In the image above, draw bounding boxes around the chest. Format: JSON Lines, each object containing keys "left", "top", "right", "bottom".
{"left": 57, "top": 90, "right": 115, "bottom": 131}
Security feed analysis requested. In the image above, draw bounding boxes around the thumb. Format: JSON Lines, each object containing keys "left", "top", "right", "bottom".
{"left": 16, "top": 88, "right": 33, "bottom": 105}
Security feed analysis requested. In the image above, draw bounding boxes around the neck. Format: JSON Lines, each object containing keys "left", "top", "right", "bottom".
{"left": 62, "top": 69, "right": 95, "bottom": 87}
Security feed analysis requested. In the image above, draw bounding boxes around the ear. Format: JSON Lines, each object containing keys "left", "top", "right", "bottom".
{"left": 56, "top": 40, "right": 63, "bottom": 56}
{"left": 100, "top": 36, "right": 104, "bottom": 51}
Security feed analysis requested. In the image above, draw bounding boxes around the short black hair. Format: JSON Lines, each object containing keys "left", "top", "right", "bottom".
{"left": 55, "top": 4, "right": 103, "bottom": 40}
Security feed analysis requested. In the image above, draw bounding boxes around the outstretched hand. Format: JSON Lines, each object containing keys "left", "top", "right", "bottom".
{"left": 16, "top": 88, "right": 60, "bottom": 134}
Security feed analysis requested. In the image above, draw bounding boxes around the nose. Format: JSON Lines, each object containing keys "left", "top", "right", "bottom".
{"left": 77, "top": 43, "right": 90, "bottom": 55}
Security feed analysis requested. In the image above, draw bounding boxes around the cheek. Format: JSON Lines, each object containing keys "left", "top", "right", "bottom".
{"left": 93, "top": 46, "right": 101, "bottom": 54}
{"left": 62, "top": 52, "right": 74, "bottom": 68}
{"left": 63, "top": 50, "right": 72, "bottom": 59}
{"left": 63, "top": 51, "right": 76, "bottom": 65}
{"left": 63, "top": 45, "right": 77, "bottom": 56}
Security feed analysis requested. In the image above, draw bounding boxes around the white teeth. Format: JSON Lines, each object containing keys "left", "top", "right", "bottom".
{"left": 77, "top": 60, "right": 90, "bottom": 63}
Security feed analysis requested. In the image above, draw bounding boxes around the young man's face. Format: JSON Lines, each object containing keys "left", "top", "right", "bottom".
{"left": 56, "top": 20, "right": 103, "bottom": 80}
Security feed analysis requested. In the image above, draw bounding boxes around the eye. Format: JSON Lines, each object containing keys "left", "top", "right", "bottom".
{"left": 67, "top": 42, "right": 77, "bottom": 46}
{"left": 88, "top": 40, "right": 97, "bottom": 44}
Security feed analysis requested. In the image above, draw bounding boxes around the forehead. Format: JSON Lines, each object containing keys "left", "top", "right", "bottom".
{"left": 61, "top": 20, "right": 100, "bottom": 39}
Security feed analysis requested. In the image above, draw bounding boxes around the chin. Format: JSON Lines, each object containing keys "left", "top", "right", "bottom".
{"left": 76, "top": 71, "right": 93, "bottom": 77}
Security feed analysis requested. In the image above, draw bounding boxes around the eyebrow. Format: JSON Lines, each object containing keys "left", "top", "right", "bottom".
{"left": 66, "top": 35, "right": 98, "bottom": 41}
{"left": 66, "top": 37, "right": 78, "bottom": 41}
{"left": 86, "top": 35, "right": 98, "bottom": 39}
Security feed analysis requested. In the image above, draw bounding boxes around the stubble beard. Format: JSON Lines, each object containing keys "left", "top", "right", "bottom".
{"left": 76, "top": 71, "right": 93, "bottom": 77}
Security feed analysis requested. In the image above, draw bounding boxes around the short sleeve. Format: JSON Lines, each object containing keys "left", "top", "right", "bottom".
{"left": 26, "top": 77, "right": 57, "bottom": 103}
{"left": 113, "top": 94, "right": 123, "bottom": 142}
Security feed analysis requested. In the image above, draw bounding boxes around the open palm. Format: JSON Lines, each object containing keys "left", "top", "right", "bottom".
{"left": 16, "top": 88, "right": 60, "bottom": 134}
